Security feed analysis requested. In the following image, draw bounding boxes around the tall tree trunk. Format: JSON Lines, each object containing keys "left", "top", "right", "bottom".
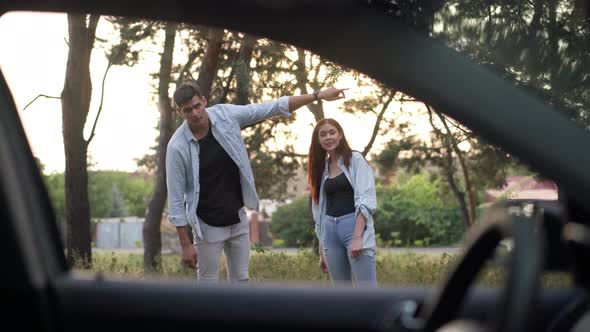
{"left": 485, "top": 0, "right": 493, "bottom": 45}
{"left": 196, "top": 27, "right": 224, "bottom": 101}
{"left": 293, "top": 48, "right": 321, "bottom": 254}
{"left": 427, "top": 106, "right": 475, "bottom": 228}
{"left": 143, "top": 22, "right": 177, "bottom": 272}
{"left": 548, "top": 0, "right": 560, "bottom": 92}
{"left": 362, "top": 90, "right": 395, "bottom": 157}
{"left": 61, "top": 13, "right": 99, "bottom": 267}
{"left": 443, "top": 152, "right": 471, "bottom": 230}
{"left": 235, "top": 34, "right": 257, "bottom": 105}
{"left": 295, "top": 48, "right": 324, "bottom": 121}
{"left": 432, "top": 107, "right": 476, "bottom": 226}
{"left": 528, "top": 0, "right": 544, "bottom": 86}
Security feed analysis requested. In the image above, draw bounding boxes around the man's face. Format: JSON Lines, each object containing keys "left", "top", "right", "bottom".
{"left": 177, "top": 95, "right": 208, "bottom": 127}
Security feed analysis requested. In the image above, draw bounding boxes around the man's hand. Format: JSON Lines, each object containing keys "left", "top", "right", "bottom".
{"left": 181, "top": 244, "right": 198, "bottom": 269}
{"left": 288, "top": 86, "right": 349, "bottom": 112}
{"left": 318, "top": 87, "right": 348, "bottom": 101}
{"left": 176, "top": 225, "right": 197, "bottom": 269}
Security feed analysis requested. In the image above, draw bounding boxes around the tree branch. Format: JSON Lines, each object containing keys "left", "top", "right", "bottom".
{"left": 436, "top": 112, "right": 472, "bottom": 136}
{"left": 294, "top": 48, "right": 324, "bottom": 122}
{"left": 175, "top": 50, "right": 199, "bottom": 86}
{"left": 427, "top": 106, "right": 444, "bottom": 145}
{"left": 86, "top": 61, "right": 113, "bottom": 145}
{"left": 219, "top": 60, "right": 237, "bottom": 104}
{"left": 429, "top": 104, "right": 476, "bottom": 226}
{"left": 397, "top": 95, "right": 417, "bottom": 102}
{"left": 23, "top": 94, "right": 61, "bottom": 111}
{"left": 362, "top": 89, "right": 395, "bottom": 156}
{"left": 87, "top": 14, "right": 100, "bottom": 51}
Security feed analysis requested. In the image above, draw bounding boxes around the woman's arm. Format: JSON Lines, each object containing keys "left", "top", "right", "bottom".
{"left": 353, "top": 152, "right": 377, "bottom": 220}
{"left": 350, "top": 152, "right": 377, "bottom": 258}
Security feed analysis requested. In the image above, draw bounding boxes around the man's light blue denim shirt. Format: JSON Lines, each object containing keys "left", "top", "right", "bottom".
{"left": 166, "top": 96, "right": 291, "bottom": 241}
{"left": 311, "top": 151, "right": 378, "bottom": 250}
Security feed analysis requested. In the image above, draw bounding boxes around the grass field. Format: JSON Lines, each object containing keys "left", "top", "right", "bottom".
{"left": 75, "top": 249, "right": 571, "bottom": 289}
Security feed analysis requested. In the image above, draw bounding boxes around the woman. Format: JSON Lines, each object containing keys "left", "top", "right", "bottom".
{"left": 308, "top": 118, "right": 378, "bottom": 287}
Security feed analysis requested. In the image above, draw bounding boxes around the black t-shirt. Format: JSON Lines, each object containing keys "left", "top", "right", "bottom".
{"left": 324, "top": 172, "right": 355, "bottom": 217}
{"left": 196, "top": 123, "right": 244, "bottom": 227}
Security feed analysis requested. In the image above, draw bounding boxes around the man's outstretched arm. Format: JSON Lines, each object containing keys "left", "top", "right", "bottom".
{"left": 288, "top": 87, "right": 348, "bottom": 112}
{"left": 228, "top": 86, "right": 348, "bottom": 128}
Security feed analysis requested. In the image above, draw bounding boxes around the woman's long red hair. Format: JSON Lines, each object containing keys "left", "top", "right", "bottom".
{"left": 308, "top": 118, "right": 352, "bottom": 204}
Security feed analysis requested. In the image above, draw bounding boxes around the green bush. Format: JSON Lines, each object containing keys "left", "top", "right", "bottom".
{"left": 269, "top": 196, "right": 315, "bottom": 247}
{"left": 269, "top": 173, "right": 464, "bottom": 248}
{"left": 272, "top": 239, "right": 286, "bottom": 248}
{"left": 43, "top": 171, "right": 155, "bottom": 220}
{"left": 375, "top": 173, "right": 464, "bottom": 246}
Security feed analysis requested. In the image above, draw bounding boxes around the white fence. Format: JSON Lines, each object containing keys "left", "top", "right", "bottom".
{"left": 95, "top": 217, "right": 144, "bottom": 249}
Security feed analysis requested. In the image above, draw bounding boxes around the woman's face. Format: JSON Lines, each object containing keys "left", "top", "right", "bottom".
{"left": 318, "top": 123, "right": 342, "bottom": 153}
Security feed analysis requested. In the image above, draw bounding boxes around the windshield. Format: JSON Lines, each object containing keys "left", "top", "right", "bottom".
{"left": 0, "top": 1, "right": 582, "bottom": 289}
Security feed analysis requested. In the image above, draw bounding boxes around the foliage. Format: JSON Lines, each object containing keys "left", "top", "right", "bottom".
{"left": 89, "top": 171, "right": 154, "bottom": 218}
{"left": 269, "top": 196, "right": 315, "bottom": 248}
{"left": 371, "top": 0, "right": 589, "bottom": 232}
{"left": 244, "top": 121, "right": 301, "bottom": 200}
{"left": 268, "top": 173, "right": 463, "bottom": 247}
{"left": 44, "top": 171, "right": 154, "bottom": 221}
{"left": 366, "top": 0, "right": 445, "bottom": 32}
{"left": 43, "top": 172, "right": 66, "bottom": 223}
{"left": 434, "top": 0, "right": 590, "bottom": 129}
{"left": 111, "top": 20, "right": 424, "bottom": 203}
{"left": 373, "top": 114, "right": 528, "bottom": 230}
{"left": 374, "top": 172, "right": 464, "bottom": 245}
{"left": 110, "top": 184, "right": 129, "bottom": 217}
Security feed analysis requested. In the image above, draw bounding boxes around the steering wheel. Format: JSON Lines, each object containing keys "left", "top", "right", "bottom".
{"left": 419, "top": 204, "right": 546, "bottom": 332}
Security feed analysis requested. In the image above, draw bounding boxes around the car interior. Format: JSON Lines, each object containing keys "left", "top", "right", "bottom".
{"left": 1, "top": 0, "right": 590, "bottom": 331}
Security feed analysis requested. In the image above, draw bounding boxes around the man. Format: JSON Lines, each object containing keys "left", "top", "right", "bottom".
{"left": 166, "top": 81, "right": 347, "bottom": 282}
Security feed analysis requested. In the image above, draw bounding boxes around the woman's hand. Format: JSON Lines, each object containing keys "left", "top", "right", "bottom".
{"left": 350, "top": 236, "right": 363, "bottom": 259}
{"left": 319, "top": 254, "right": 328, "bottom": 273}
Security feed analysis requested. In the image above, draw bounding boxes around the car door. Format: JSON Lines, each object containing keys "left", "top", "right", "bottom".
{"left": 1, "top": 1, "right": 588, "bottom": 332}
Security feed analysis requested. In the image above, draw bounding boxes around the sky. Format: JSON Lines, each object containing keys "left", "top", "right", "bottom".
{"left": 0, "top": 12, "right": 161, "bottom": 173}
{"left": 0, "top": 11, "right": 430, "bottom": 174}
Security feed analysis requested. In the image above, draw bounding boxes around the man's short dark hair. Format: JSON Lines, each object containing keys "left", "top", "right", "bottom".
{"left": 173, "top": 81, "right": 202, "bottom": 107}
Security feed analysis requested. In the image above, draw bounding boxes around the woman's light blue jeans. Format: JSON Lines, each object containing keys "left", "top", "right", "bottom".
{"left": 322, "top": 212, "right": 377, "bottom": 287}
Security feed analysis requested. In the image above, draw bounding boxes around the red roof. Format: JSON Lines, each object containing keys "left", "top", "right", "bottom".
{"left": 485, "top": 176, "right": 558, "bottom": 203}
